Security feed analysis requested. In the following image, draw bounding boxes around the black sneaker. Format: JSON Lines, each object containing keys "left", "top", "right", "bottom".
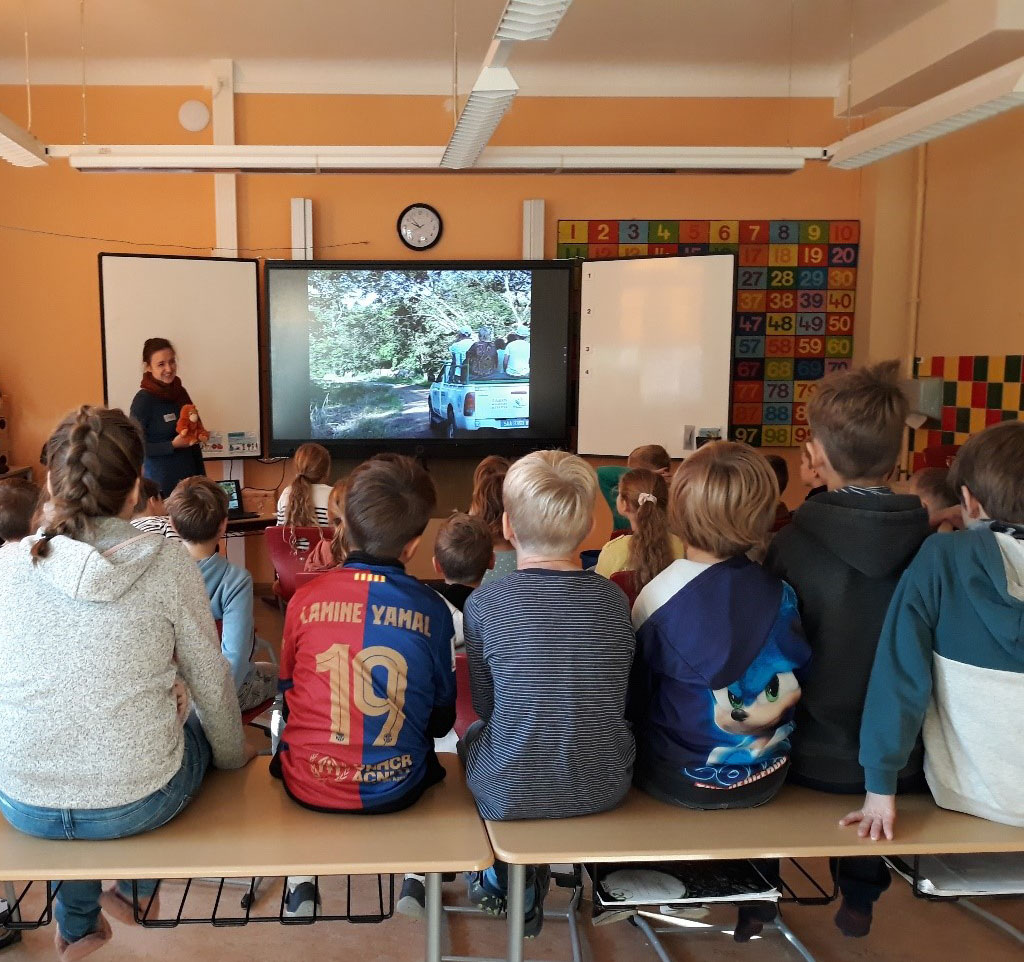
{"left": 283, "top": 880, "right": 321, "bottom": 918}
{"left": 397, "top": 875, "right": 426, "bottom": 920}
{"left": 523, "top": 866, "right": 551, "bottom": 940}
{"left": 466, "top": 871, "right": 507, "bottom": 916}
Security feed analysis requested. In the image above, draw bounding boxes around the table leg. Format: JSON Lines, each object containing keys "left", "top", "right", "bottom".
{"left": 632, "top": 916, "right": 675, "bottom": 962}
{"left": 774, "top": 912, "right": 818, "bottom": 962}
{"left": 425, "top": 872, "right": 442, "bottom": 962}
{"left": 2, "top": 882, "right": 19, "bottom": 923}
{"left": 505, "top": 863, "right": 526, "bottom": 962}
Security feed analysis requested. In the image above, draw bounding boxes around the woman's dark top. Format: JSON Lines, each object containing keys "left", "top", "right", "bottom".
{"left": 129, "top": 390, "right": 205, "bottom": 497}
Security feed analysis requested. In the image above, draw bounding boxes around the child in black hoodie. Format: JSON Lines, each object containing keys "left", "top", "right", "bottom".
{"left": 765, "top": 361, "right": 930, "bottom": 937}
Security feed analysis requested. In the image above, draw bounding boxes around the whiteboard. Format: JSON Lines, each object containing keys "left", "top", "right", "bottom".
{"left": 577, "top": 256, "right": 734, "bottom": 458}
{"left": 100, "top": 254, "right": 262, "bottom": 459}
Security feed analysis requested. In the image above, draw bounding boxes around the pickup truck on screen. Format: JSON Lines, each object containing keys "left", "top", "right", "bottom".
{"left": 428, "top": 361, "right": 530, "bottom": 438}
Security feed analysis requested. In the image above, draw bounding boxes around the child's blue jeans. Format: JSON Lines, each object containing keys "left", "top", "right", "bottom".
{"left": 0, "top": 715, "right": 212, "bottom": 942}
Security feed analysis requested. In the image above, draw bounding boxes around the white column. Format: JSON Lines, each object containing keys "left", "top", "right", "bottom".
{"left": 290, "top": 198, "right": 313, "bottom": 259}
{"left": 209, "top": 58, "right": 248, "bottom": 565}
{"left": 522, "top": 198, "right": 545, "bottom": 259}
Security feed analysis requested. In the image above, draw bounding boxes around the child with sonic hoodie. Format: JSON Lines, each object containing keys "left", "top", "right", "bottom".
{"left": 630, "top": 441, "right": 810, "bottom": 942}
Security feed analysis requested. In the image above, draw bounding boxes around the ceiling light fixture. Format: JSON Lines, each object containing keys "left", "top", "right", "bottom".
{"left": 494, "top": 0, "right": 573, "bottom": 42}
{"left": 827, "top": 57, "right": 1024, "bottom": 169}
{"left": 0, "top": 111, "right": 47, "bottom": 166}
{"left": 49, "top": 143, "right": 822, "bottom": 174}
{"left": 440, "top": 67, "right": 519, "bottom": 169}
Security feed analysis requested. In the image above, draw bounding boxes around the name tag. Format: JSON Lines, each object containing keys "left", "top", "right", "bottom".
{"left": 163, "top": 413, "right": 176, "bottom": 423}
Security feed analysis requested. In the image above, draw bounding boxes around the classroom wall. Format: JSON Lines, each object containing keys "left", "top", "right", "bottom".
{"left": 5, "top": 86, "right": 1017, "bottom": 581}
{"left": 915, "top": 108, "right": 1024, "bottom": 357}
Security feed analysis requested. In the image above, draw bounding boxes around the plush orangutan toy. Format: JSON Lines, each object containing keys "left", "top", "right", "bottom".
{"left": 175, "top": 403, "right": 210, "bottom": 445}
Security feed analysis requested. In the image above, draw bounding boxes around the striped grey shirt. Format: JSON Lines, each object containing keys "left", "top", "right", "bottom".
{"left": 463, "top": 568, "right": 636, "bottom": 821}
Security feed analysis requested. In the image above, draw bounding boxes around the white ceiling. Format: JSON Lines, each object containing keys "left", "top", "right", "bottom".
{"left": 0, "top": 0, "right": 948, "bottom": 97}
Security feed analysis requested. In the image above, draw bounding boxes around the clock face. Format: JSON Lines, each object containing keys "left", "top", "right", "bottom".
{"left": 397, "top": 203, "right": 443, "bottom": 250}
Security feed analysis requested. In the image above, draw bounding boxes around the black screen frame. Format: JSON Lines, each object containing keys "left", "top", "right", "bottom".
{"left": 264, "top": 259, "right": 574, "bottom": 460}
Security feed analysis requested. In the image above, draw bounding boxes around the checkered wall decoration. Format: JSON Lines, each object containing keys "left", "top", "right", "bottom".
{"left": 910, "top": 354, "right": 1024, "bottom": 471}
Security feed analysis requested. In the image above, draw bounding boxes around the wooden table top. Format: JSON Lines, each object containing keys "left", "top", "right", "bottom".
{"left": 486, "top": 786, "right": 1024, "bottom": 864}
{"left": 0, "top": 757, "right": 492, "bottom": 881}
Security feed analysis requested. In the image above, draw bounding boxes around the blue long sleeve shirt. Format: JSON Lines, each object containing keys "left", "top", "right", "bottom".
{"left": 198, "top": 552, "right": 254, "bottom": 690}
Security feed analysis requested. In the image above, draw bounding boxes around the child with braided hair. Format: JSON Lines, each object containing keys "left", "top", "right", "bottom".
{"left": 0, "top": 405, "right": 251, "bottom": 960}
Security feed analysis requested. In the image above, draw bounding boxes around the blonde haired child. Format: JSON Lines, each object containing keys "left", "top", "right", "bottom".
{"left": 276, "top": 443, "right": 332, "bottom": 527}
{"left": 630, "top": 441, "right": 810, "bottom": 941}
{"left": 462, "top": 450, "right": 635, "bottom": 937}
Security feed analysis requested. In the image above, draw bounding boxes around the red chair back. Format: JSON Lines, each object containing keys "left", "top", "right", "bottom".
{"left": 920, "top": 444, "right": 961, "bottom": 469}
{"left": 454, "top": 651, "right": 478, "bottom": 739}
{"left": 610, "top": 570, "right": 640, "bottom": 608}
{"left": 264, "top": 526, "right": 333, "bottom": 601}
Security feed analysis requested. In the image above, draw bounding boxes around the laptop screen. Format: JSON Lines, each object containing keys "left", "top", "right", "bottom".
{"left": 217, "top": 479, "right": 242, "bottom": 511}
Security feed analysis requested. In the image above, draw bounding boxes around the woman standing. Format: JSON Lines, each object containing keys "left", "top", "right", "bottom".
{"left": 130, "top": 337, "right": 205, "bottom": 496}
{"left": 0, "top": 405, "right": 250, "bottom": 959}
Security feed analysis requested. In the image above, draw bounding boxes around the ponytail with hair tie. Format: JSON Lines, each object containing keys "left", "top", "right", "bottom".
{"left": 619, "top": 468, "right": 674, "bottom": 592}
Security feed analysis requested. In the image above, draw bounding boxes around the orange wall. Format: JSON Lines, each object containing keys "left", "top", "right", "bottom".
{"left": 915, "top": 108, "right": 1024, "bottom": 358}
{"left": 0, "top": 87, "right": 870, "bottom": 581}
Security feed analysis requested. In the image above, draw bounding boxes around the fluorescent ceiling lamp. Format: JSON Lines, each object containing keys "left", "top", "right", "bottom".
{"left": 477, "top": 146, "right": 821, "bottom": 171}
{"left": 495, "top": 0, "right": 573, "bottom": 41}
{"left": 0, "top": 112, "right": 47, "bottom": 167}
{"left": 440, "top": 67, "right": 518, "bottom": 169}
{"left": 49, "top": 144, "right": 445, "bottom": 172}
{"left": 828, "top": 57, "right": 1024, "bottom": 169}
{"left": 50, "top": 143, "right": 822, "bottom": 173}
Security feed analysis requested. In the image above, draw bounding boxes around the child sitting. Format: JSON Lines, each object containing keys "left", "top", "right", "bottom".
{"left": 304, "top": 477, "right": 348, "bottom": 572}
{"left": 130, "top": 477, "right": 180, "bottom": 541}
{"left": 462, "top": 451, "right": 636, "bottom": 936}
{"left": 165, "top": 478, "right": 278, "bottom": 711}
{"left": 273, "top": 455, "right": 456, "bottom": 917}
{"left": 593, "top": 468, "right": 686, "bottom": 605}
{"left": 470, "top": 455, "right": 516, "bottom": 584}
{"left": 844, "top": 421, "right": 1024, "bottom": 839}
{"left": 630, "top": 441, "right": 810, "bottom": 940}
{"left": 765, "top": 454, "right": 793, "bottom": 532}
{"left": 431, "top": 511, "right": 494, "bottom": 645}
{"left": 596, "top": 443, "right": 673, "bottom": 537}
{"left": 276, "top": 442, "right": 332, "bottom": 527}
{"left": 765, "top": 361, "right": 931, "bottom": 937}
{"left": 0, "top": 477, "right": 40, "bottom": 545}
{"left": 908, "top": 466, "right": 960, "bottom": 531}
{"left": 798, "top": 441, "right": 827, "bottom": 500}
{"left": 396, "top": 510, "right": 493, "bottom": 919}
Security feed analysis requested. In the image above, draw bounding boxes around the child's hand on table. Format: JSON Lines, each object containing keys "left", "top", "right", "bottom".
{"left": 840, "top": 792, "right": 897, "bottom": 841}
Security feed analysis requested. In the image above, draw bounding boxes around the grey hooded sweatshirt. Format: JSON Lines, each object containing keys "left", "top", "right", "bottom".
{"left": 0, "top": 517, "right": 245, "bottom": 810}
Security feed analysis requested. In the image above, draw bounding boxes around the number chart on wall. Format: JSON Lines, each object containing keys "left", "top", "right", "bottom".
{"left": 557, "top": 219, "right": 860, "bottom": 446}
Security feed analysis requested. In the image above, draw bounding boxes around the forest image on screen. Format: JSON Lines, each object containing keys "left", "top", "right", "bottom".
{"left": 308, "top": 269, "right": 532, "bottom": 440}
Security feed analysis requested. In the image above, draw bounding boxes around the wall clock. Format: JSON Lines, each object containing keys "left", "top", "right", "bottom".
{"left": 397, "top": 203, "right": 443, "bottom": 251}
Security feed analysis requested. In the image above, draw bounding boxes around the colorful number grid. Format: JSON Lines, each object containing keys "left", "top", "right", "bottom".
{"left": 557, "top": 219, "right": 860, "bottom": 446}
{"left": 910, "top": 355, "right": 1023, "bottom": 471}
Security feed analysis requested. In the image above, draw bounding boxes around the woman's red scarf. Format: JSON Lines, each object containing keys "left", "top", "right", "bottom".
{"left": 140, "top": 372, "right": 192, "bottom": 405}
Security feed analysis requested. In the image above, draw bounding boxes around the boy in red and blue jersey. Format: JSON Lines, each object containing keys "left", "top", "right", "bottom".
{"left": 272, "top": 457, "right": 456, "bottom": 914}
